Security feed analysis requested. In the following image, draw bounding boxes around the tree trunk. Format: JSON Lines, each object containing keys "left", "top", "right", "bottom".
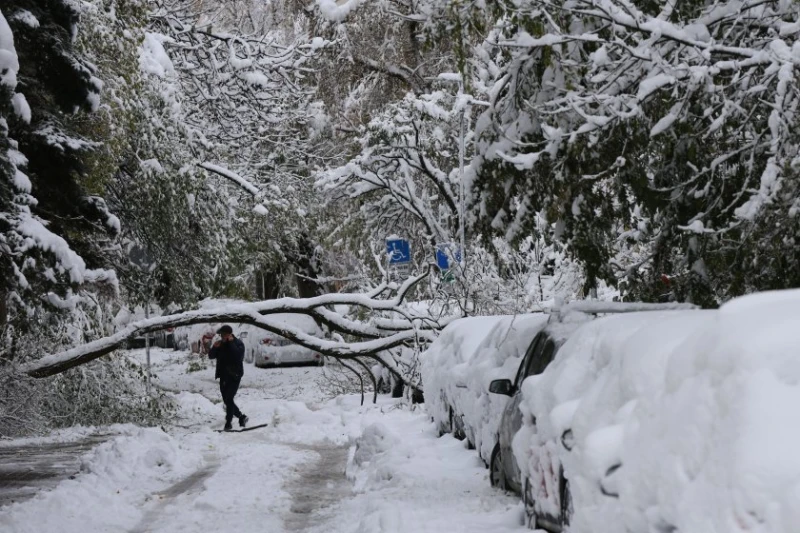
{"left": 290, "top": 234, "right": 324, "bottom": 299}
{"left": 256, "top": 269, "right": 282, "bottom": 300}
{"left": 0, "top": 288, "right": 7, "bottom": 330}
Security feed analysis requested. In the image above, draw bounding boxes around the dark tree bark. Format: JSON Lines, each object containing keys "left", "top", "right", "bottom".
{"left": 288, "top": 233, "right": 325, "bottom": 299}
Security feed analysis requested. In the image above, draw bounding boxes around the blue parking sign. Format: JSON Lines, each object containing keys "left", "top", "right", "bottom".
{"left": 435, "top": 244, "right": 461, "bottom": 270}
{"left": 386, "top": 238, "right": 411, "bottom": 264}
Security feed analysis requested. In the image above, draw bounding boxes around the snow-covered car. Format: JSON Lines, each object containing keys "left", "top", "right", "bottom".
{"left": 512, "top": 289, "right": 800, "bottom": 533}
{"left": 487, "top": 313, "right": 590, "bottom": 506}
{"left": 421, "top": 314, "right": 548, "bottom": 462}
{"left": 253, "top": 314, "right": 325, "bottom": 368}
{"left": 422, "top": 316, "right": 507, "bottom": 439}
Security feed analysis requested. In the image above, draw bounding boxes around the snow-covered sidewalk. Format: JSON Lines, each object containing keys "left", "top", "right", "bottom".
{"left": 0, "top": 350, "right": 527, "bottom": 533}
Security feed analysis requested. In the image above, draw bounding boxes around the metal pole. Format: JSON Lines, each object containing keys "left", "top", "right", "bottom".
{"left": 458, "top": 79, "right": 467, "bottom": 272}
{"left": 144, "top": 304, "right": 151, "bottom": 395}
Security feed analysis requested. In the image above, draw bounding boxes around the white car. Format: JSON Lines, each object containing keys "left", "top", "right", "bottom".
{"left": 253, "top": 314, "right": 325, "bottom": 368}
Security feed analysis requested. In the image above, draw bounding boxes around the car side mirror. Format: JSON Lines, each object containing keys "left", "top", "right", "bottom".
{"left": 489, "top": 379, "right": 514, "bottom": 396}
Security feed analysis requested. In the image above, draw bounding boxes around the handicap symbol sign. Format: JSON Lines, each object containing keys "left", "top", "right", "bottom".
{"left": 386, "top": 239, "right": 411, "bottom": 265}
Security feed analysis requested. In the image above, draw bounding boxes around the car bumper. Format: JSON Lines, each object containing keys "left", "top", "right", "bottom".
{"left": 254, "top": 347, "right": 323, "bottom": 367}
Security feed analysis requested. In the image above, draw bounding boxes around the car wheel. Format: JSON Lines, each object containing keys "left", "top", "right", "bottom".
{"left": 561, "top": 478, "right": 573, "bottom": 527}
{"left": 523, "top": 478, "right": 538, "bottom": 529}
{"left": 490, "top": 444, "right": 506, "bottom": 489}
{"left": 451, "top": 410, "right": 465, "bottom": 440}
{"left": 452, "top": 411, "right": 467, "bottom": 441}
{"left": 437, "top": 418, "right": 449, "bottom": 437}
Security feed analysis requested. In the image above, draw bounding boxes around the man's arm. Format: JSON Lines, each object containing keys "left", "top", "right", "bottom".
{"left": 232, "top": 339, "right": 245, "bottom": 363}
{"left": 209, "top": 342, "right": 221, "bottom": 360}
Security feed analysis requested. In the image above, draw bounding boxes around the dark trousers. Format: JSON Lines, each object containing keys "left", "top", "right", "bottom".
{"left": 219, "top": 376, "right": 243, "bottom": 423}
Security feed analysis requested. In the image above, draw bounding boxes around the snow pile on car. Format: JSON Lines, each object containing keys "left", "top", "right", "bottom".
{"left": 515, "top": 289, "right": 800, "bottom": 533}
{"left": 421, "top": 313, "right": 547, "bottom": 462}
{"left": 462, "top": 314, "right": 548, "bottom": 463}
{"left": 421, "top": 316, "right": 506, "bottom": 435}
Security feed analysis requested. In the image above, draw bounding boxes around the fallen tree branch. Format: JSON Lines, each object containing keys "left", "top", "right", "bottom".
{"left": 23, "top": 269, "right": 436, "bottom": 378}
{"left": 336, "top": 359, "right": 365, "bottom": 406}
{"left": 352, "top": 357, "right": 378, "bottom": 404}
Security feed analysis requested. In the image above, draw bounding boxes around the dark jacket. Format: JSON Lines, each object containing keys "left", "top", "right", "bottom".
{"left": 209, "top": 337, "right": 245, "bottom": 380}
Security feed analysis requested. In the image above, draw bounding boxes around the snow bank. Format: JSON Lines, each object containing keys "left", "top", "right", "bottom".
{"left": 340, "top": 405, "right": 526, "bottom": 533}
{"left": 352, "top": 422, "right": 399, "bottom": 467}
{"left": 421, "top": 314, "right": 548, "bottom": 462}
{"left": 79, "top": 427, "right": 199, "bottom": 484}
{"left": 173, "top": 391, "right": 220, "bottom": 419}
{"left": 516, "top": 289, "right": 800, "bottom": 532}
{"left": 0, "top": 427, "right": 202, "bottom": 533}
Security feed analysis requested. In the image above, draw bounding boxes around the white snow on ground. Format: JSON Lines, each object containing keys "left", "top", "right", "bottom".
{"left": 324, "top": 415, "right": 527, "bottom": 533}
{"left": 1, "top": 346, "right": 530, "bottom": 533}
{"left": 1, "top": 427, "right": 203, "bottom": 533}
{"left": 516, "top": 289, "right": 800, "bottom": 533}
{"left": 126, "top": 347, "right": 331, "bottom": 405}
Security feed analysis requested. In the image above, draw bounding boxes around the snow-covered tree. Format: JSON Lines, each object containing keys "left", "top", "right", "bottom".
{"left": 0, "top": 2, "right": 176, "bottom": 437}
{"left": 0, "top": 2, "right": 118, "bottom": 347}
{"left": 427, "top": 0, "right": 800, "bottom": 304}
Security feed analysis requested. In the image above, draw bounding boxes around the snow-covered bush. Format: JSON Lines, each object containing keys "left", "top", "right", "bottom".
{"left": 514, "top": 289, "right": 800, "bottom": 532}
{"left": 421, "top": 313, "right": 547, "bottom": 462}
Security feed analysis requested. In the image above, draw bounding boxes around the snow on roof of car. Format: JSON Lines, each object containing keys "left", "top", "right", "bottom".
{"left": 423, "top": 315, "right": 510, "bottom": 365}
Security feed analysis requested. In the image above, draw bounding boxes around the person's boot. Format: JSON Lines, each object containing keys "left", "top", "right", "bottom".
{"left": 224, "top": 421, "right": 233, "bottom": 431}
{"left": 238, "top": 414, "right": 249, "bottom": 428}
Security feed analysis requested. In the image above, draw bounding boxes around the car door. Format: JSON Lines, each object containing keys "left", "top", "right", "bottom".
{"left": 499, "top": 333, "right": 544, "bottom": 492}
{"left": 521, "top": 337, "right": 559, "bottom": 507}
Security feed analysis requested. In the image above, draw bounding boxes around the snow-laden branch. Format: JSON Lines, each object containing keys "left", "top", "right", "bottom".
{"left": 317, "top": 91, "right": 465, "bottom": 245}
{"left": 198, "top": 162, "right": 261, "bottom": 197}
{"left": 471, "top": 0, "right": 800, "bottom": 251}
{"left": 23, "top": 267, "right": 436, "bottom": 378}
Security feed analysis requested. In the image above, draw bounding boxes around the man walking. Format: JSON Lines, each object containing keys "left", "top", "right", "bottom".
{"left": 209, "top": 325, "right": 248, "bottom": 431}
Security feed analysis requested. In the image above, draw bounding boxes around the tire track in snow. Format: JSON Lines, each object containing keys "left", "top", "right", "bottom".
{"left": 128, "top": 454, "right": 220, "bottom": 533}
{"left": 283, "top": 442, "right": 351, "bottom": 532}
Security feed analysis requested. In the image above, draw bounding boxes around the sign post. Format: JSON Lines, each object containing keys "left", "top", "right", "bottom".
{"left": 144, "top": 304, "right": 151, "bottom": 395}
{"left": 129, "top": 244, "right": 155, "bottom": 396}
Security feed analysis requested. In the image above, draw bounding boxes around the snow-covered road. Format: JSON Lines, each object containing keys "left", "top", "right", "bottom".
{"left": 0, "top": 349, "right": 528, "bottom": 533}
